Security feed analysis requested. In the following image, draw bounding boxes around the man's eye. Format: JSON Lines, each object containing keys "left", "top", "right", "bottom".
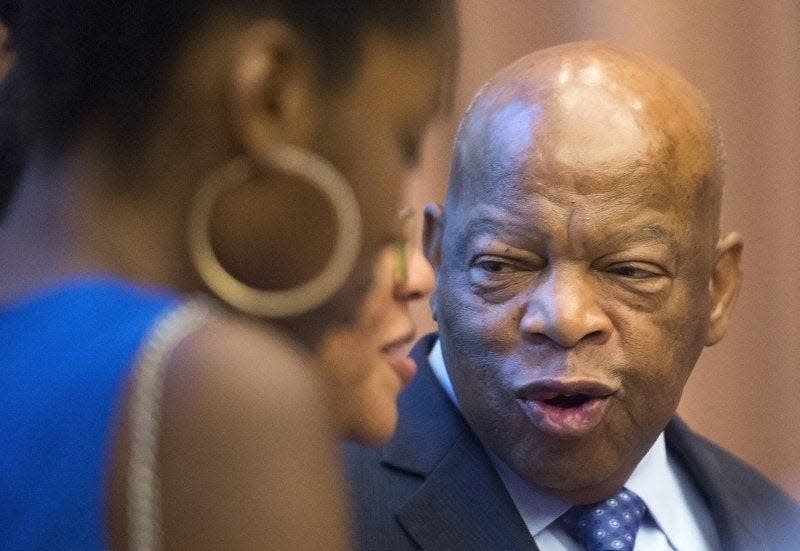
{"left": 609, "top": 264, "right": 659, "bottom": 279}
{"left": 476, "top": 260, "right": 515, "bottom": 274}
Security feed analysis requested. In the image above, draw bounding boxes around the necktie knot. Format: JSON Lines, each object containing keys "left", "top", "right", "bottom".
{"left": 558, "top": 488, "right": 646, "bottom": 550}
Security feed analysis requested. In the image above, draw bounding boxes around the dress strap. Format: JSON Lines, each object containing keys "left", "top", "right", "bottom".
{"left": 127, "top": 298, "right": 216, "bottom": 551}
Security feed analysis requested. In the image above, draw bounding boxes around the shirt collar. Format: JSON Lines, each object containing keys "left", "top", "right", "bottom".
{"left": 429, "top": 338, "right": 456, "bottom": 403}
{"left": 627, "top": 433, "right": 715, "bottom": 550}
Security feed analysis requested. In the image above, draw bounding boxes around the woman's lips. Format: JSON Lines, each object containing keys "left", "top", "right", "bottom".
{"left": 381, "top": 333, "right": 417, "bottom": 386}
{"left": 516, "top": 380, "right": 617, "bottom": 438}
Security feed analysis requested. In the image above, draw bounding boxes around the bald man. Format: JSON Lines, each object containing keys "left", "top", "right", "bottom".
{"left": 344, "top": 42, "right": 800, "bottom": 550}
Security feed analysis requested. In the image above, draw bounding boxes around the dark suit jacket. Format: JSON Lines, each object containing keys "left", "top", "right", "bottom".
{"left": 344, "top": 333, "right": 800, "bottom": 550}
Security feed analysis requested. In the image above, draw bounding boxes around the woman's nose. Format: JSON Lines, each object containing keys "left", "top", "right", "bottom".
{"left": 395, "top": 248, "right": 434, "bottom": 302}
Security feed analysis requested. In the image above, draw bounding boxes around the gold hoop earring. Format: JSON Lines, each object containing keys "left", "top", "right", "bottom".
{"left": 187, "top": 146, "right": 362, "bottom": 318}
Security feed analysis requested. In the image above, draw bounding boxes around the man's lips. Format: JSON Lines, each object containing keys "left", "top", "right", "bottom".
{"left": 515, "top": 379, "right": 618, "bottom": 438}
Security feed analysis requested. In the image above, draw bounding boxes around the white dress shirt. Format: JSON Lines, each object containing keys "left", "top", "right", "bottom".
{"left": 428, "top": 339, "right": 719, "bottom": 550}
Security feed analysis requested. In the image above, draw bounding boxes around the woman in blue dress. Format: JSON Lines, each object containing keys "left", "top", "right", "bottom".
{"left": 0, "top": 1, "right": 457, "bottom": 549}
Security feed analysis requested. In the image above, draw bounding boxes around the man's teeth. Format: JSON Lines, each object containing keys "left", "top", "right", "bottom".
{"left": 542, "top": 393, "right": 591, "bottom": 408}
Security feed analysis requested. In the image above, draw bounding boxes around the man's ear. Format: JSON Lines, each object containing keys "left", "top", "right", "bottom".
{"left": 228, "top": 21, "right": 317, "bottom": 156}
{"left": 423, "top": 203, "right": 445, "bottom": 322}
{"left": 705, "top": 232, "right": 744, "bottom": 345}
{"left": 422, "top": 203, "right": 445, "bottom": 270}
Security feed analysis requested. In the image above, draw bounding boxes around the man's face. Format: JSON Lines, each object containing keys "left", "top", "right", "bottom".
{"left": 428, "top": 85, "right": 734, "bottom": 503}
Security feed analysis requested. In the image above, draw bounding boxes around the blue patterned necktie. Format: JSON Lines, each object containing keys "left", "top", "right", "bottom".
{"left": 558, "top": 488, "right": 647, "bottom": 550}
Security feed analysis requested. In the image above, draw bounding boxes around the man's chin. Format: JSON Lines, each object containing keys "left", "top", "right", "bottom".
{"left": 507, "top": 445, "right": 632, "bottom": 504}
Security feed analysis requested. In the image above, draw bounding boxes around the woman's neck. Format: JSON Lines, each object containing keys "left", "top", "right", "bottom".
{"left": 0, "top": 147, "right": 196, "bottom": 304}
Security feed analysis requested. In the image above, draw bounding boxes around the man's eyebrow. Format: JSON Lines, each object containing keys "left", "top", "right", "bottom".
{"left": 459, "top": 216, "right": 538, "bottom": 241}
{"left": 453, "top": 215, "right": 544, "bottom": 251}
{"left": 462, "top": 216, "right": 504, "bottom": 236}
{"left": 464, "top": 219, "right": 678, "bottom": 244}
{"left": 602, "top": 225, "right": 680, "bottom": 253}
{"left": 453, "top": 215, "right": 681, "bottom": 252}
{"left": 452, "top": 216, "right": 505, "bottom": 252}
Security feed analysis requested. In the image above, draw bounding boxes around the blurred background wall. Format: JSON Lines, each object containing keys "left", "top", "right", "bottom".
{"left": 409, "top": 0, "right": 800, "bottom": 498}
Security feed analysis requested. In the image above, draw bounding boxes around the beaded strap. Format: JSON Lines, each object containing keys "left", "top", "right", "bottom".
{"left": 127, "top": 298, "right": 215, "bottom": 551}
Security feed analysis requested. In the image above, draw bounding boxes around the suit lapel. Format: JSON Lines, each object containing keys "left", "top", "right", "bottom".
{"left": 665, "top": 418, "right": 758, "bottom": 549}
{"left": 382, "top": 334, "right": 538, "bottom": 550}
{"left": 396, "top": 427, "right": 539, "bottom": 550}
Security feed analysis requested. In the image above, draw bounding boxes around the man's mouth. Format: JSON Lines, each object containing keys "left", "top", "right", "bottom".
{"left": 516, "top": 380, "right": 617, "bottom": 438}
{"left": 537, "top": 390, "right": 594, "bottom": 408}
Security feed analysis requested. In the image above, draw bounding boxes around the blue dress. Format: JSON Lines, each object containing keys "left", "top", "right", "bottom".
{"left": 0, "top": 277, "right": 180, "bottom": 550}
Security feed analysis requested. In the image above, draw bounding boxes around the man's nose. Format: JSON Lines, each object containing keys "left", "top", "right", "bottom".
{"left": 395, "top": 248, "right": 435, "bottom": 302}
{"left": 519, "top": 264, "right": 612, "bottom": 348}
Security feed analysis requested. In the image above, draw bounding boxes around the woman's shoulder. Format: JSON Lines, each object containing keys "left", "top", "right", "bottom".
{"left": 157, "top": 311, "right": 333, "bottom": 453}
{"left": 126, "top": 301, "right": 327, "bottom": 462}
{"left": 167, "top": 311, "right": 318, "bottom": 407}
{"left": 108, "top": 312, "right": 349, "bottom": 549}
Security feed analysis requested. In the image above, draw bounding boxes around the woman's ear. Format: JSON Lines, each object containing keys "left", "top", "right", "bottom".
{"left": 705, "top": 232, "right": 744, "bottom": 346}
{"left": 228, "top": 21, "right": 318, "bottom": 156}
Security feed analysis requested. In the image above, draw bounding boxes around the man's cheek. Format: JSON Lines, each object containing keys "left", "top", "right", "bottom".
{"left": 441, "top": 284, "right": 508, "bottom": 326}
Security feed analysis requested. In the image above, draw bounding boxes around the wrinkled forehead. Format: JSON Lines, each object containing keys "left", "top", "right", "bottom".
{"left": 450, "top": 46, "right": 720, "bottom": 209}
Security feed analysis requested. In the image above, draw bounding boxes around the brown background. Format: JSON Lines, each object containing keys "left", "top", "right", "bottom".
{"left": 408, "top": 0, "right": 800, "bottom": 498}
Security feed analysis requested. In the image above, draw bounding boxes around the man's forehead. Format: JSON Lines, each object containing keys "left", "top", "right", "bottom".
{"left": 452, "top": 43, "right": 718, "bottom": 206}
{"left": 474, "top": 90, "right": 654, "bottom": 177}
